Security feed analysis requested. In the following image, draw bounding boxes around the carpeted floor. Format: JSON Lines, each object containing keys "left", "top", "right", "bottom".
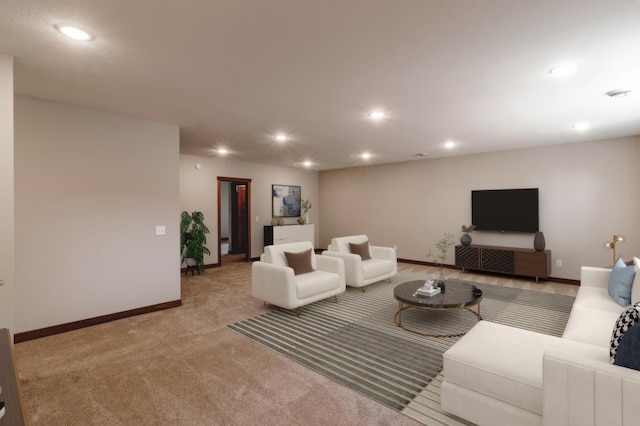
{"left": 13, "top": 261, "right": 578, "bottom": 425}
{"left": 229, "top": 273, "right": 574, "bottom": 425}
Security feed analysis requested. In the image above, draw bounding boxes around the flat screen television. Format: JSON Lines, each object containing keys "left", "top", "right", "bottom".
{"left": 471, "top": 188, "right": 539, "bottom": 233}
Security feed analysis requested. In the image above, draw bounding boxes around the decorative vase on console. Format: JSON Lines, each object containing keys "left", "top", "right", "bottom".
{"left": 271, "top": 217, "right": 279, "bottom": 226}
{"left": 533, "top": 231, "right": 545, "bottom": 252}
{"left": 301, "top": 199, "right": 312, "bottom": 225}
{"left": 460, "top": 224, "right": 476, "bottom": 246}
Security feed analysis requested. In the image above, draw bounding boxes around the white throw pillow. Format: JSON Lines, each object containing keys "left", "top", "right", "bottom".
{"left": 633, "top": 257, "right": 640, "bottom": 304}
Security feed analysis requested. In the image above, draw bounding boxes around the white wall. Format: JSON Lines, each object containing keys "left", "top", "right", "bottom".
{"left": 14, "top": 96, "right": 181, "bottom": 334}
{"left": 0, "top": 54, "right": 14, "bottom": 331}
{"left": 319, "top": 136, "right": 640, "bottom": 280}
{"left": 180, "top": 154, "right": 318, "bottom": 261}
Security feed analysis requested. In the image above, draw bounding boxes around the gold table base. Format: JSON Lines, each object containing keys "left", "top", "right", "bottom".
{"left": 393, "top": 301, "right": 482, "bottom": 338}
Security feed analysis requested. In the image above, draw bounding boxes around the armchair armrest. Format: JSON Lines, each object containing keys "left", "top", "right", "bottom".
{"left": 251, "top": 261, "right": 298, "bottom": 309}
{"left": 580, "top": 266, "right": 612, "bottom": 289}
{"left": 370, "top": 245, "right": 397, "bottom": 262}
{"left": 316, "top": 254, "right": 345, "bottom": 274}
{"left": 321, "top": 251, "right": 362, "bottom": 284}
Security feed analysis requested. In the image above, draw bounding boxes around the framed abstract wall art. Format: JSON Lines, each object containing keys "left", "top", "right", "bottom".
{"left": 272, "top": 184, "right": 301, "bottom": 217}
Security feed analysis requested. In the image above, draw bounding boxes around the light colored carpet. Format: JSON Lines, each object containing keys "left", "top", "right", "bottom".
{"left": 12, "top": 261, "right": 578, "bottom": 425}
{"left": 13, "top": 260, "right": 420, "bottom": 425}
{"left": 229, "top": 272, "right": 575, "bottom": 425}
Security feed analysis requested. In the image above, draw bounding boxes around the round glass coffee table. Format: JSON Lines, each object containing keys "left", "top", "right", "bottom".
{"left": 393, "top": 280, "right": 483, "bottom": 338}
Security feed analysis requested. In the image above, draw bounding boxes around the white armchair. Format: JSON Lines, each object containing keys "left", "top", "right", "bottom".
{"left": 322, "top": 235, "right": 397, "bottom": 292}
{"left": 252, "top": 241, "right": 345, "bottom": 315}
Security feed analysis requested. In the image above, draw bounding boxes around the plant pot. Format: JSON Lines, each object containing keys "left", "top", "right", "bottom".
{"left": 297, "top": 217, "right": 305, "bottom": 225}
{"left": 460, "top": 233, "right": 472, "bottom": 246}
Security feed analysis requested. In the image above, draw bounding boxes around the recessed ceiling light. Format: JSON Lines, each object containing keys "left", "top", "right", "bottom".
{"left": 303, "top": 160, "right": 312, "bottom": 167}
{"left": 605, "top": 89, "right": 631, "bottom": 98}
{"left": 361, "top": 152, "right": 372, "bottom": 160}
{"left": 573, "top": 122, "right": 590, "bottom": 131}
{"left": 275, "top": 134, "right": 288, "bottom": 142}
{"left": 369, "top": 111, "right": 385, "bottom": 120}
{"left": 217, "top": 148, "right": 228, "bottom": 155}
{"left": 55, "top": 24, "right": 94, "bottom": 41}
{"left": 444, "top": 141, "right": 456, "bottom": 149}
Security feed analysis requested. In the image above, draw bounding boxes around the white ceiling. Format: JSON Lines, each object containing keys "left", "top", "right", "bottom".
{"left": 2, "top": 0, "right": 640, "bottom": 170}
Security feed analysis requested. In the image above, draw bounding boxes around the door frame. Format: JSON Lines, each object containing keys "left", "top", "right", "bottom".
{"left": 217, "top": 176, "right": 252, "bottom": 264}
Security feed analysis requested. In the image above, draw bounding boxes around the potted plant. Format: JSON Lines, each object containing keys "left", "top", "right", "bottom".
{"left": 180, "top": 211, "right": 210, "bottom": 272}
{"left": 426, "top": 232, "right": 455, "bottom": 282}
{"left": 298, "top": 198, "right": 312, "bottom": 224}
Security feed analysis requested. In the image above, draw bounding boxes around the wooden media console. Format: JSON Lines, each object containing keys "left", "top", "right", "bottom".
{"left": 455, "top": 244, "right": 551, "bottom": 282}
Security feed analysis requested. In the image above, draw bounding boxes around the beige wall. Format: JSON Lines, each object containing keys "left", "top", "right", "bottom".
{"left": 14, "top": 96, "right": 181, "bottom": 334}
{"left": 180, "top": 154, "right": 318, "bottom": 261}
{"left": 319, "top": 136, "right": 640, "bottom": 280}
{"left": 0, "top": 54, "right": 14, "bottom": 331}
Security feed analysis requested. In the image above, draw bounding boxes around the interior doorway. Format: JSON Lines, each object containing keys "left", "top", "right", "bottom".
{"left": 218, "top": 177, "right": 251, "bottom": 264}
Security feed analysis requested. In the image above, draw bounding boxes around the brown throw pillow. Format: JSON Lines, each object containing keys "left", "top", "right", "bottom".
{"left": 349, "top": 241, "right": 372, "bottom": 260}
{"left": 284, "top": 249, "right": 315, "bottom": 275}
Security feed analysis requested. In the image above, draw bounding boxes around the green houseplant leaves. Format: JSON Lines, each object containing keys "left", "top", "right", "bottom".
{"left": 180, "top": 211, "right": 211, "bottom": 272}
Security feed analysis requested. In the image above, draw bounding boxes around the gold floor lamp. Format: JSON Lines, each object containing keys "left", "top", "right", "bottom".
{"left": 604, "top": 234, "right": 625, "bottom": 265}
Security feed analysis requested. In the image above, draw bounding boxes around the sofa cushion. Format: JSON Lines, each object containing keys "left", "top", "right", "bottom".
{"left": 443, "top": 321, "right": 606, "bottom": 416}
{"left": 613, "top": 320, "right": 640, "bottom": 371}
{"left": 349, "top": 240, "right": 371, "bottom": 260}
{"left": 563, "top": 304, "right": 623, "bottom": 348}
{"left": 608, "top": 257, "right": 636, "bottom": 306}
{"left": 284, "top": 248, "right": 315, "bottom": 275}
{"left": 572, "top": 286, "right": 626, "bottom": 314}
{"left": 563, "top": 283, "right": 626, "bottom": 348}
{"left": 610, "top": 302, "right": 640, "bottom": 362}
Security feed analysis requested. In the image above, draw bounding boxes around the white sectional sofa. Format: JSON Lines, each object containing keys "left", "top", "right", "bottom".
{"left": 441, "top": 266, "right": 640, "bottom": 426}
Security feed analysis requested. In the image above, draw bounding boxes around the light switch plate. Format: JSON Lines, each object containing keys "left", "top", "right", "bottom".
{"left": 156, "top": 225, "right": 166, "bottom": 235}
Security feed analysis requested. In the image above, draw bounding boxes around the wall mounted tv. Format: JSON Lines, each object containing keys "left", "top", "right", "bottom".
{"left": 471, "top": 188, "right": 539, "bottom": 233}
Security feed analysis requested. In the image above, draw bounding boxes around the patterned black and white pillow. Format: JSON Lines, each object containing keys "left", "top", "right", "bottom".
{"left": 610, "top": 302, "right": 640, "bottom": 363}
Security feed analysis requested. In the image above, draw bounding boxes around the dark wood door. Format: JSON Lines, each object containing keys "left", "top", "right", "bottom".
{"left": 230, "top": 183, "right": 248, "bottom": 254}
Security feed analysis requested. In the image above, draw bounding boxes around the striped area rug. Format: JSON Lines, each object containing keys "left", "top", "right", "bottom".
{"left": 228, "top": 275, "right": 575, "bottom": 425}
